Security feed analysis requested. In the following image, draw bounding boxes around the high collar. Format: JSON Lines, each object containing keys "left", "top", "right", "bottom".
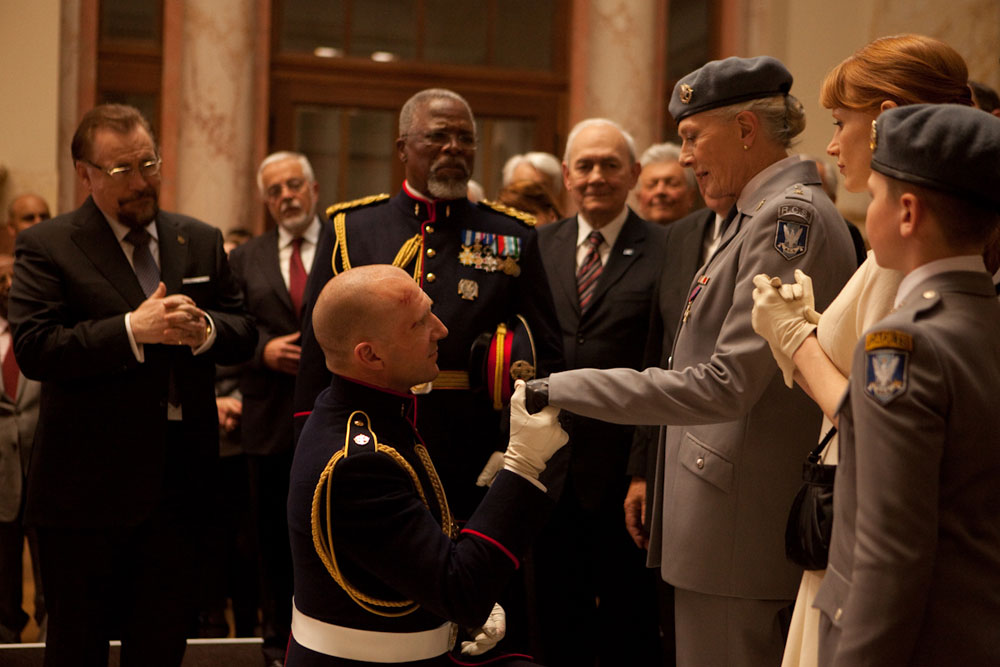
{"left": 328, "top": 373, "right": 418, "bottom": 427}
{"left": 400, "top": 181, "right": 470, "bottom": 222}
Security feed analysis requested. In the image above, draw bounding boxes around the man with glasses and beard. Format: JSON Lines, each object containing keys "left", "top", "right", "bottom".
{"left": 292, "top": 89, "right": 563, "bottom": 659}
{"left": 8, "top": 104, "right": 256, "bottom": 666}
{"left": 228, "top": 151, "right": 331, "bottom": 666}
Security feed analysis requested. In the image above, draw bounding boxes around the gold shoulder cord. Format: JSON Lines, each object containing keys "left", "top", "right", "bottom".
{"left": 331, "top": 213, "right": 351, "bottom": 276}
{"left": 330, "top": 214, "right": 424, "bottom": 282}
{"left": 479, "top": 199, "right": 537, "bottom": 227}
{"left": 310, "top": 411, "right": 456, "bottom": 616}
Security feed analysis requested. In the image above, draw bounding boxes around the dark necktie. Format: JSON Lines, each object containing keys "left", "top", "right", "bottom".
{"left": 289, "top": 237, "right": 307, "bottom": 317}
{"left": 3, "top": 339, "right": 18, "bottom": 401}
{"left": 577, "top": 230, "right": 604, "bottom": 312}
{"left": 125, "top": 227, "right": 160, "bottom": 297}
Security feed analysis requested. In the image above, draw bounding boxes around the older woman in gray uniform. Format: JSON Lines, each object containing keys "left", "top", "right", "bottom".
{"left": 525, "top": 56, "right": 858, "bottom": 666}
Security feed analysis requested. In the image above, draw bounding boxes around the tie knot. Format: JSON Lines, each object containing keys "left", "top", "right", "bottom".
{"left": 124, "top": 227, "right": 151, "bottom": 248}
{"left": 587, "top": 230, "right": 603, "bottom": 248}
{"left": 291, "top": 236, "right": 303, "bottom": 248}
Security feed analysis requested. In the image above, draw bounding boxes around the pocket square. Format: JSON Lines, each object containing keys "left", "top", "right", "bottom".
{"left": 182, "top": 275, "right": 210, "bottom": 284}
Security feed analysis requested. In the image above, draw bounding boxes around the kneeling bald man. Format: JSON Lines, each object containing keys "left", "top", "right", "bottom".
{"left": 286, "top": 265, "right": 567, "bottom": 666}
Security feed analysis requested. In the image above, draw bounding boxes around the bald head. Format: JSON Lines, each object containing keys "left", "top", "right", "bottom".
{"left": 7, "top": 194, "right": 51, "bottom": 234}
{"left": 313, "top": 265, "right": 447, "bottom": 391}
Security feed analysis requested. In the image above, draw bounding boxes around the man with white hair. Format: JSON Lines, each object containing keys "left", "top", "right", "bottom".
{"left": 636, "top": 142, "right": 697, "bottom": 225}
{"left": 229, "top": 150, "right": 332, "bottom": 667}
{"left": 532, "top": 118, "right": 667, "bottom": 666}
{"left": 502, "top": 151, "right": 563, "bottom": 200}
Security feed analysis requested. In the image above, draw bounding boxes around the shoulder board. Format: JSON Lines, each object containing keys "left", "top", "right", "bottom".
{"left": 344, "top": 410, "right": 378, "bottom": 456}
{"left": 325, "top": 193, "right": 390, "bottom": 218}
{"left": 478, "top": 199, "right": 537, "bottom": 227}
{"left": 783, "top": 183, "right": 814, "bottom": 203}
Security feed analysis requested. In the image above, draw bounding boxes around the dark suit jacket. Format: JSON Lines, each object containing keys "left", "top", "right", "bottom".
{"left": 628, "top": 208, "right": 715, "bottom": 491}
{"left": 229, "top": 220, "right": 333, "bottom": 456}
{"left": 9, "top": 197, "right": 256, "bottom": 528}
{"left": 538, "top": 209, "right": 668, "bottom": 509}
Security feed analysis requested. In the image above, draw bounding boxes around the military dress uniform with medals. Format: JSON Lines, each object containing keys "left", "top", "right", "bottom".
{"left": 295, "top": 183, "right": 563, "bottom": 520}
{"left": 286, "top": 374, "right": 552, "bottom": 666}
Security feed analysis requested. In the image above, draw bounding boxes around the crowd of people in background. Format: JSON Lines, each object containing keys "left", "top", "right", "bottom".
{"left": 1, "top": 30, "right": 1000, "bottom": 667}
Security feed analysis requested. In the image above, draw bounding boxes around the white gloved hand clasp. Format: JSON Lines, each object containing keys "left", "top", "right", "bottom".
{"left": 503, "top": 380, "right": 568, "bottom": 485}
{"left": 751, "top": 269, "right": 820, "bottom": 387}
{"left": 461, "top": 602, "right": 506, "bottom": 656}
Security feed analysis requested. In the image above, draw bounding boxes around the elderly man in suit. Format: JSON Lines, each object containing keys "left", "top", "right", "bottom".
{"left": 0, "top": 255, "right": 42, "bottom": 643}
{"left": 228, "top": 151, "right": 331, "bottom": 667}
{"left": 8, "top": 104, "right": 256, "bottom": 666}
{"left": 532, "top": 118, "right": 667, "bottom": 666}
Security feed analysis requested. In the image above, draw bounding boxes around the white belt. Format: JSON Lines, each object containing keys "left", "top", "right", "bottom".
{"left": 291, "top": 601, "right": 456, "bottom": 663}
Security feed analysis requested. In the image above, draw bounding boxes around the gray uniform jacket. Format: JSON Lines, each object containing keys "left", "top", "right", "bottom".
{"left": 548, "top": 156, "right": 857, "bottom": 599}
{"left": 815, "top": 270, "right": 1000, "bottom": 666}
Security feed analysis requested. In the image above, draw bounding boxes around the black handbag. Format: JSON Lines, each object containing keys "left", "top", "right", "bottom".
{"left": 784, "top": 427, "right": 837, "bottom": 570}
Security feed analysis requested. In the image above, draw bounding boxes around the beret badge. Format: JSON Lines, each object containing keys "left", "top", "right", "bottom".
{"left": 680, "top": 84, "right": 694, "bottom": 104}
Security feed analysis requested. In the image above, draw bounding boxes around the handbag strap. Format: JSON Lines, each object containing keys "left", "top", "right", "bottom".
{"left": 808, "top": 426, "right": 838, "bottom": 464}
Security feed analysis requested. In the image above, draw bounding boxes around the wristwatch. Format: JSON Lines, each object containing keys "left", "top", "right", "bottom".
{"left": 524, "top": 379, "right": 549, "bottom": 414}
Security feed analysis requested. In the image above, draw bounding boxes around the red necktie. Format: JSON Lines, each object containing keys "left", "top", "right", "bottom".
{"left": 3, "top": 342, "right": 18, "bottom": 401}
{"left": 576, "top": 231, "right": 604, "bottom": 312}
{"left": 289, "top": 237, "right": 307, "bottom": 317}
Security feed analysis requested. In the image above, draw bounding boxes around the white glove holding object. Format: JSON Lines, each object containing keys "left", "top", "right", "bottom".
{"left": 461, "top": 602, "right": 506, "bottom": 656}
{"left": 503, "top": 380, "right": 568, "bottom": 487}
{"left": 751, "top": 269, "right": 821, "bottom": 388}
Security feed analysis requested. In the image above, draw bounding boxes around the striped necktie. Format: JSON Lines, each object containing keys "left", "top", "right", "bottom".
{"left": 577, "top": 230, "right": 604, "bottom": 312}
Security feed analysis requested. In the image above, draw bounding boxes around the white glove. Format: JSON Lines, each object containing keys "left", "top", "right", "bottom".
{"left": 475, "top": 451, "right": 506, "bottom": 487}
{"left": 503, "top": 380, "right": 568, "bottom": 484}
{"left": 461, "top": 602, "right": 506, "bottom": 656}
{"left": 751, "top": 269, "right": 821, "bottom": 388}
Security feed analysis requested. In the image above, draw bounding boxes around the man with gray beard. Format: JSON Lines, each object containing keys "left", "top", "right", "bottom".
{"left": 228, "top": 151, "right": 331, "bottom": 666}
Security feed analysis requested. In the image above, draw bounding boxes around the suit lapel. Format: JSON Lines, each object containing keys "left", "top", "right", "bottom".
{"left": 260, "top": 228, "right": 295, "bottom": 317}
{"left": 549, "top": 218, "right": 583, "bottom": 317}
{"left": 156, "top": 216, "right": 187, "bottom": 295}
{"left": 70, "top": 199, "right": 148, "bottom": 308}
{"left": 586, "top": 211, "right": 644, "bottom": 313}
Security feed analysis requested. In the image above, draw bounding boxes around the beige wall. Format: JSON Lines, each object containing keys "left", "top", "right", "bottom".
{"left": 0, "top": 0, "right": 62, "bottom": 224}
{"left": 756, "top": 0, "right": 1000, "bottom": 222}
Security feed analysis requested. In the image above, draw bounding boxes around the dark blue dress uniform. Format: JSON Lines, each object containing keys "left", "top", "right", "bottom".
{"left": 293, "top": 184, "right": 563, "bottom": 520}
{"left": 286, "top": 374, "right": 553, "bottom": 665}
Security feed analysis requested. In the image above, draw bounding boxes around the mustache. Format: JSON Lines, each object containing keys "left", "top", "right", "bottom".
{"left": 431, "top": 157, "right": 470, "bottom": 177}
{"left": 120, "top": 189, "right": 158, "bottom": 204}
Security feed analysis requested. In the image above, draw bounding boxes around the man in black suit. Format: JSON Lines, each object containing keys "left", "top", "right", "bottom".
{"left": 228, "top": 151, "right": 330, "bottom": 666}
{"left": 8, "top": 104, "right": 256, "bottom": 666}
{"left": 533, "top": 118, "right": 667, "bottom": 666}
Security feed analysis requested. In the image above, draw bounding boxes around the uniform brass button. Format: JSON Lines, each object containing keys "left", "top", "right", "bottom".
{"left": 426, "top": 248, "right": 436, "bottom": 258}
{"left": 922, "top": 290, "right": 936, "bottom": 299}
{"left": 834, "top": 607, "right": 843, "bottom": 622}
{"left": 426, "top": 273, "right": 437, "bottom": 283}
{"left": 696, "top": 457, "right": 705, "bottom": 469}
{"left": 425, "top": 225, "right": 435, "bottom": 234}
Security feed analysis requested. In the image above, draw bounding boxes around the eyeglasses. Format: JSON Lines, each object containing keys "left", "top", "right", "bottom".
{"left": 264, "top": 178, "right": 308, "bottom": 201}
{"left": 407, "top": 130, "right": 477, "bottom": 149}
{"left": 82, "top": 157, "right": 162, "bottom": 181}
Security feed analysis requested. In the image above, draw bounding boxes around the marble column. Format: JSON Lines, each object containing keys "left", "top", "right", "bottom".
{"left": 168, "top": 0, "right": 258, "bottom": 232}
{"left": 568, "top": 0, "right": 665, "bottom": 157}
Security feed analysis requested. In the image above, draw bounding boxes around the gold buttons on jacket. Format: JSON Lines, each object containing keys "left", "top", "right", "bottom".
{"left": 426, "top": 248, "right": 436, "bottom": 258}
{"left": 834, "top": 608, "right": 843, "bottom": 622}
{"left": 425, "top": 225, "right": 435, "bottom": 234}
{"left": 923, "top": 290, "right": 937, "bottom": 299}
{"left": 696, "top": 457, "right": 705, "bottom": 469}
{"left": 426, "top": 273, "right": 437, "bottom": 283}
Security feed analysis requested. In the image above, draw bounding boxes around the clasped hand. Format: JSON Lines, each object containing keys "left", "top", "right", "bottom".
{"left": 503, "top": 380, "right": 568, "bottom": 484}
{"left": 131, "top": 282, "right": 209, "bottom": 348}
{"left": 751, "top": 269, "right": 820, "bottom": 388}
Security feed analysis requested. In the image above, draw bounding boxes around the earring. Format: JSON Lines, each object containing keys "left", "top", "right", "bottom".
{"left": 743, "top": 144, "right": 749, "bottom": 151}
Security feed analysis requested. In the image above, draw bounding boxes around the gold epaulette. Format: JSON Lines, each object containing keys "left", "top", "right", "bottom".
{"left": 478, "top": 199, "right": 537, "bottom": 227}
{"left": 325, "top": 193, "right": 390, "bottom": 218}
{"left": 311, "top": 410, "right": 456, "bottom": 618}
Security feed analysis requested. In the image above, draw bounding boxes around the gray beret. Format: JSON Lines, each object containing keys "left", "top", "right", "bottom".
{"left": 871, "top": 104, "right": 1000, "bottom": 212}
{"left": 669, "top": 56, "right": 793, "bottom": 123}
